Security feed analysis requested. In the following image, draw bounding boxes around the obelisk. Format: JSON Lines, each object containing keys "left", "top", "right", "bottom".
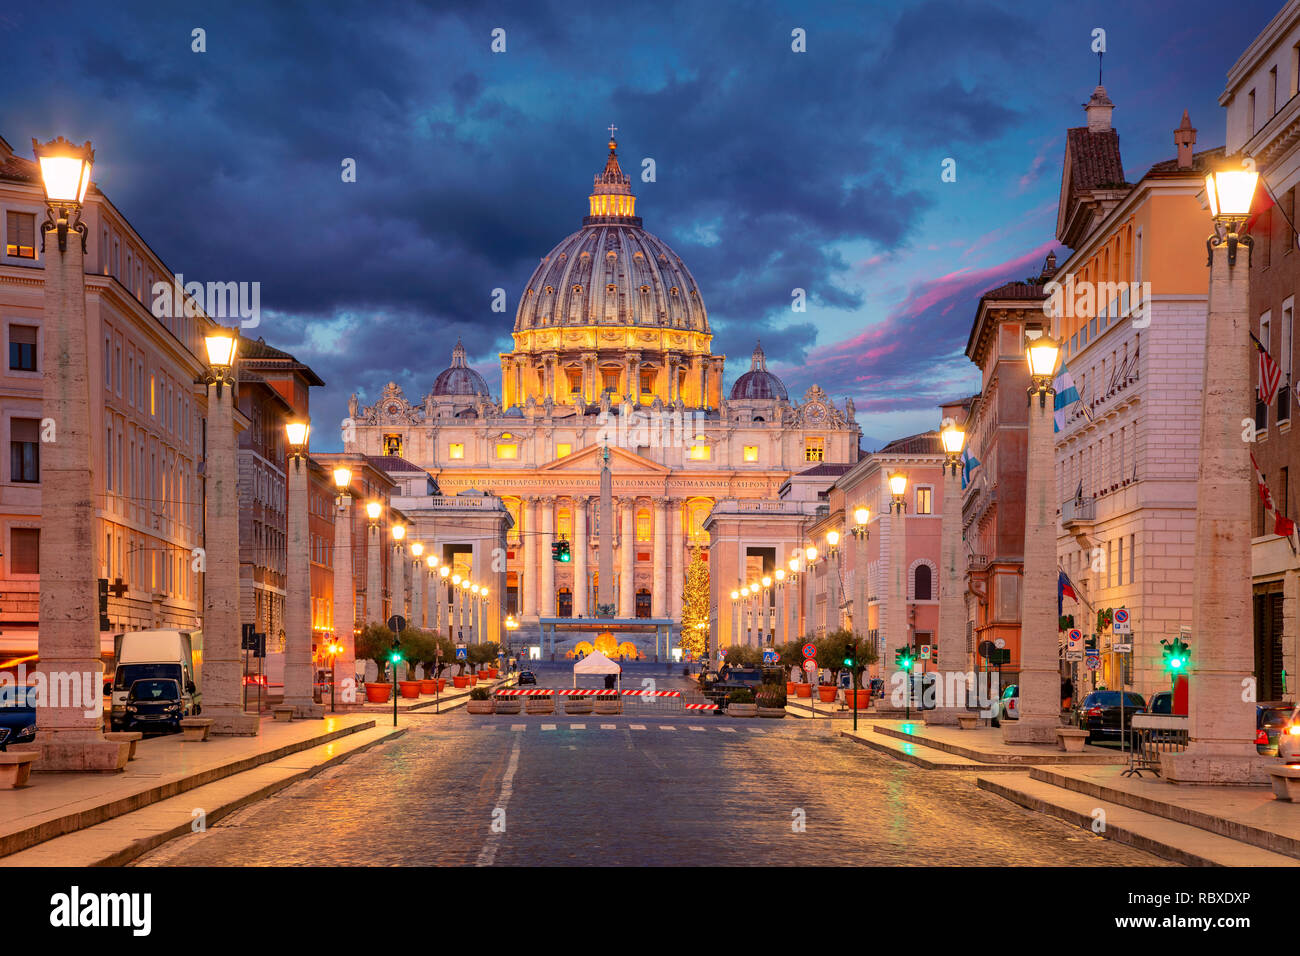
{"left": 598, "top": 443, "right": 614, "bottom": 612}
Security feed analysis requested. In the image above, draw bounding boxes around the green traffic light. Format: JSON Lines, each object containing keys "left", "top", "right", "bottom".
{"left": 390, "top": 652, "right": 402, "bottom": 664}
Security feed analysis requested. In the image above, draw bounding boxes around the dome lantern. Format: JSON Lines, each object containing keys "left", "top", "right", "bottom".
{"left": 729, "top": 340, "right": 788, "bottom": 401}
{"left": 583, "top": 132, "right": 640, "bottom": 226}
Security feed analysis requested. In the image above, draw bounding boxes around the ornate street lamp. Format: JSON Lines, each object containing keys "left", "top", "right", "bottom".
{"left": 285, "top": 421, "right": 310, "bottom": 463}
{"left": 332, "top": 466, "right": 352, "bottom": 504}
{"left": 410, "top": 542, "right": 424, "bottom": 559}
{"left": 33, "top": 136, "right": 93, "bottom": 252}
{"left": 805, "top": 545, "right": 818, "bottom": 564}
{"left": 440, "top": 566, "right": 450, "bottom": 579}
{"left": 1205, "top": 166, "right": 1260, "bottom": 266}
{"left": 204, "top": 329, "right": 238, "bottom": 395}
{"left": 825, "top": 530, "right": 840, "bottom": 558}
{"left": 1025, "top": 332, "right": 1060, "bottom": 407}
{"left": 851, "top": 506, "right": 871, "bottom": 538}
{"left": 366, "top": 500, "right": 382, "bottom": 526}
{"left": 888, "top": 471, "right": 908, "bottom": 511}
{"left": 940, "top": 420, "right": 966, "bottom": 476}
{"left": 391, "top": 523, "right": 405, "bottom": 542}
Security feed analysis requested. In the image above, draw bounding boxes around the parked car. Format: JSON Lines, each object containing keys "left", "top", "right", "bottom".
{"left": 121, "top": 678, "right": 186, "bottom": 734}
{"left": 1073, "top": 690, "right": 1146, "bottom": 744}
{"left": 1262, "top": 702, "right": 1300, "bottom": 759}
{"left": 517, "top": 670, "right": 537, "bottom": 686}
{"left": 0, "top": 685, "right": 37, "bottom": 750}
{"left": 998, "top": 684, "right": 1019, "bottom": 720}
{"left": 701, "top": 666, "right": 783, "bottom": 709}
{"left": 1145, "top": 691, "right": 1173, "bottom": 715}
{"left": 111, "top": 629, "right": 202, "bottom": 731}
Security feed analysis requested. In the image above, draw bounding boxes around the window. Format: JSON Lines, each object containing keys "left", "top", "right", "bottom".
{"left": 804, "top": 437, "right": 825, "bottom": 462}
{"left": 743, "top": 445, "right": 758, "bottom": 462}
{"left": 687, "top": 444, "right": 711, "bottom": 461}
{"left": 636, "top": 509, "right": 652, "bottom": 543}
{"left": 1249, "top": 89, "right": 1257, "bottom": 134}
{"left": 10, "top": 418, "right": 40, "bottom": 483}
{"left": 1117, "top": 537, "right": 1124, "bottom": 586}
{"left": 496, "top": 443, "right": 518, "bottom": 460}
{"left": 556, "top": 443, "right": 572, "bottom": 458}
{"left": 1128, "top": 534, "right": 1136, "bottom": 584}
{"left": 5, "top": 211, "right": 35, "bottom": 258}
{"left": 9, "top": 325, "right": 36, "bottom": 371}
{"left": 914, "top": 564, "right": 932, "bottom": 601}
{"left": 915, "top": 487, "right": 933, "bottom": 515}
{"left": 383, "top": 434, "right": 402, "bottom": 457}
{"left": 448, "top": 442, "right": 464, "bottom": 460}
{"left": 10, "top": 528, "right": 38, "bottom": 574}
{"left": 106, "top": 424, "right": 113, "bottom": 492}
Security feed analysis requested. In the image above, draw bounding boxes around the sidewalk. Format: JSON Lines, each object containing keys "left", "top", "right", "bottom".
{"left": 865, "top": 719, "right": 1123, "bottom": 766}
{"left": 0, "top": 713, "right": 393, "bottom": 859}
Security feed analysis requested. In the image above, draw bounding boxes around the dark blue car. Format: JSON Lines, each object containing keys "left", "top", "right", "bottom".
{"left": 0, "top": 685, "right": 37, "bottom": 750}
{"left": 122, "top": 678, "right": 185, "bottom": 734}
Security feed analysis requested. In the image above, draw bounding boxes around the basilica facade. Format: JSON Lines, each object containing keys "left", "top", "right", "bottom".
{"left": 345, "top": 137, "right": 860, "bottom": 654}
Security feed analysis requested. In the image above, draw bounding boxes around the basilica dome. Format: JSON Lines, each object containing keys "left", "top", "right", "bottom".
{"left": 729, "top": 341, "right": 788, "bottom": 401}
{"left": 432, "top": 339, "right": 491, "bottom": 397}
{"left": 513, "top": 139, "right": 709, "bottom": 335}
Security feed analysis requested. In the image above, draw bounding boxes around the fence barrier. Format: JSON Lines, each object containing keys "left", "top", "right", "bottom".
{"left": 1124, "top": 714, "right": 1188, "bottom": 777}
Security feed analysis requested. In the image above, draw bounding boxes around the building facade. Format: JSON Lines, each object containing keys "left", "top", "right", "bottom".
{"left": 346, "top": 138, "right": 861, "bottom": 656}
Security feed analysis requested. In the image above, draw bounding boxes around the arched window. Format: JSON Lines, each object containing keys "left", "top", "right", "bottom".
{"left": 914, "top": 564, "right": 933, "bottom": 601}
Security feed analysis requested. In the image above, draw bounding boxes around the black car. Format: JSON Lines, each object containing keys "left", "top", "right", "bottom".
{"left": 1074, "top": 690, "right": 1146, "bottom": 744}
{"left": 517, "top": 670, "right": 537, "bottom": 686}
{"left": 0, "top": 685, "right": 37, "bottom": 750}
{"left": 1256, "top": 701, "right": 1293, "bottom": 755}
{"left": 122, "top": 678, "right": 185, "bottom": 733}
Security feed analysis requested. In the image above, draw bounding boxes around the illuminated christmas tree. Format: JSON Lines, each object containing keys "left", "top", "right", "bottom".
{"left": 680, "top": 551, "right": 709, "bottom": 656}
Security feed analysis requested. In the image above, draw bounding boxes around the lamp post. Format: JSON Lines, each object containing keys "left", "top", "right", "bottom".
{"left": 391, "top": 523, "right": 406, "bottom": 626}
{"left": 409, "top": 542, "right": 425, "bottom": 631}
{"left": 439, "top": 565, "right": 451, "bottom": 638}
{"left": 928, "top": 421, "right": 967, "bottom": 725}
{"left": 283, "top": 423, "right": 323, "bottom": 718}
{"left": 730, "top": 589, "right": 741, "bottom": 648}
{"left": 365, "top": 500, "right": 383, "bottom": 626}
{"left": 787, "top": 555, "right": 802, "bottom": 644}
{"left": 825, "top": 531, "right": 841, "bottom": 631}
{"left": 332, "top": 468, "right": 358, "bottom": 707}
{"left": 1162, "top": 164, "right": 1270, "bottom": 781}
{"left": 761, "top": 575, "right": 773, "bottom": 644}
{"left": 326, "top": 641, "right": 342, "bottom": 713}
{"left": 773, "top": 568, "right": 786, "bottom": 645}
{"left": 426, "top": 554, "right": 438, "bottom": 637}
{"left": 886, "top": 471, "right": 909, "bottom": 713}
{"left": 804, "top": 545, "right": 819, "bottom": 639}
{"left": 30, "top": 137, "right": 130, "bottom": 768}
{"left": 1004, "top": 332, "right": 1063, "bottom": 743}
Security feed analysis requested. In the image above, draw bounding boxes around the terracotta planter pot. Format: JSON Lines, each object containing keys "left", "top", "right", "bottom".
{"left": 487, "top": 668, "right": 499, "bottom": 678}
{"left": 453, "top": 675, "right": 469, "bottom": 688}
{"left": 843, "top": 689, "right": 872, "bottom": 708}
{"left": 786, "top": 681, "right": 797, "bottom": 696}
{"left": 419, "top": 679, "right": 438, "bottom": 695}
{"left": 468, "top": 676, "right": 479, "bottom": 688}
{"left": 466, "top": 700, "right": 493, "bottom": 714}
{"left": 795, "top": 683, "right": 812, "bottom": 698}
{"left": 817, "top": 685, "right": 839, "bottom": 703}
{"left": 365, "top": 683, "right": 392, "bottom": 703}
{"left": 399, "top": 681, "right": 421, "bottom": 699}
{"left": 437, "top": 678, "right": 447, "bottom": 692}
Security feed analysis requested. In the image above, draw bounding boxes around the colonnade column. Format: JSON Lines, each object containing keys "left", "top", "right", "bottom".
{"left": 334, "top": 497, "right": 357, "bottom": 695}
{"left": 619, "top": 498, "right": 635, "bottom": 618}
{"left": 669, "top": 500, "right": 685, "bottom": 622}
{"left": 522, "top": 496, "right": 538, "bottom": 620}
{"left": 540, "top": 497, "right": 556, "bottom": 618}
{"left": 652, "top": 499, "right": 667, "bottom": 618}
{"left": 573, "top": 498, "right": 589, "bottom": 617}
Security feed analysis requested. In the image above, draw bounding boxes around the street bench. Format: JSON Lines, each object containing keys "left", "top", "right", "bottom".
{"left": 1055, "top": 728, "right": 1090, "bottom": 752}
{"left": 1268, "top": 765, "right": 1300, "bottom": 801}
{"left": 0, "top": 751, "right": 36, "bottom": 788}
{"left": 957, "top": 713, "right": 980, "bottom": 730}
{"left": 104, "top": 731, "right": 143, "bottom": 761}
{"left": 179, "top": 718, "right": 214, "bottom": 742}
{"left": 272, "top": 706, "right": 295, "bottom": 722}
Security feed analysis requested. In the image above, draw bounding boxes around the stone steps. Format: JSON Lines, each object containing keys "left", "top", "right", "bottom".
{"left": 838, "top": 726, "right": 1029, "bottom": 771}
{"left": 873, "top": 722, "right": 1120, "bottom": 765}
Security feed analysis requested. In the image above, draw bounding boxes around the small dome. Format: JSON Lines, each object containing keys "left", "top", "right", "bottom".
{"left": 729, "top": 341, "right": 788, "bottom": 401}
{"left": 432, "top": 340, "right": 490, "bottom": 397}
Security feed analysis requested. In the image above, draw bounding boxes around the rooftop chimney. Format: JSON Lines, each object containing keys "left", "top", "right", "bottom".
{"left": 1174, "top": 109, "right": 1197, "bottom": 169}
{"left": 1085, "top": 85, "right": 1114, "bottom": 133}
{"left": 1040, "top": 251, "right": 1058, "bottom": 281}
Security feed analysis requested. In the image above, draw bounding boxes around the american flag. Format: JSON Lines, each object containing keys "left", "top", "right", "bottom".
{"left": 1259, "top": 345, "right": 1284, "bottom": 405}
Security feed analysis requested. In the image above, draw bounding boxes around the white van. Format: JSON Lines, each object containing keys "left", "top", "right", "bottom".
{"left": 110, "top": 630, "right": 202, "bottom": 731}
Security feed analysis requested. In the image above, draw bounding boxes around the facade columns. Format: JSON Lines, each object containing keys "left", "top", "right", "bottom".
{"left": 522, "top": 496, "right": 538, "bottom": 619}
{"left": 652, "top": 499, "right": 667, "bottom": 617}
{"left": 333, "top": 496, "right": 357, "bottom": 694}
{"left": 540, "top": 498, "right": 556, "bottom": 618}
{"left": 573, "top": 497, "right": 589, "bottom": 617}
{"left": 928, "top": 465, "right": 965, "bottom": 725}
{"left": 283, "top": 458, "right": 321, "bottom": 718}
{"left": 827, "top": 547, "right": 841, "bottom": 632}
{"left": 366, "top": 523, "right": 382, "bottom": 625}
{"left": 410, "top": 557, "right": 424, "bottom": 630}
{"left": 619, "top": 498, "right": 635, "bottom": 617}
{"left": 391, "top": 542, "right": 406, "bottom": 624}
{"left": 669, "top": 500, "right": 686, "bottom": 622}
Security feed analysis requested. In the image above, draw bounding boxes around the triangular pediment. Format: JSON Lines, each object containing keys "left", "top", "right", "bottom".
{"left": 537, "top": 443, "right": 671, "bottom": 476}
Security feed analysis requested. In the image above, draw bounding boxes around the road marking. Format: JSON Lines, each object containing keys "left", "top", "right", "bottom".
{"left": 747, "top": 727, "right": 765, "bottom": 732}
{"left": 541, "top": 724, "right": 557, "bottom": 731}
{"left": 570, "top": 723, "right": 586, "bottom": 730}
{"left": 629, "top": 724, "right": 646, "bottom": 730}
{"left": 480, "top": 725, "right": 496, "bottom": 731}
{"left": 689, "top": 726, "right": 706, "bottom": 731}
{"left": 719, "top": 726, "right": 737, "bottom": 733}
{"left": 601, "top": 724, "right": 616, "bottom": 729}
{"left": 475, "top": 736, "right": 520, "bottom": 867}
{"left": 511, "top": 724, "right": 526, "bottom": 731}
{"left": 659, "top": 725, "right": 676, "bottom": 731}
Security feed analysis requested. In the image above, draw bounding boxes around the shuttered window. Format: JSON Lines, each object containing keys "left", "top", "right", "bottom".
{"left": 10, "top": 418, "right": 40, "bottom": 483}
{"left": 5, "top": 211, "right": 35, "bottom": 258}
{"left": 9, "top": 324, "right": 36, "bottom": 371}
{"left": 10, "top": 528, "right": 39, "bottom": 574}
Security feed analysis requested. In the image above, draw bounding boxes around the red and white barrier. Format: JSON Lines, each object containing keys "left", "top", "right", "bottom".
{"left": 494, "top": 687, "right": 686, "bottom": 697}
{"left": 684, "top": 702, "right": 719, "bottom": 711}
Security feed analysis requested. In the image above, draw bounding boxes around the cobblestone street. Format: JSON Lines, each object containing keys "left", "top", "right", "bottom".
{"left": 135, "top": 704, "right": 1167, "bottom": 867}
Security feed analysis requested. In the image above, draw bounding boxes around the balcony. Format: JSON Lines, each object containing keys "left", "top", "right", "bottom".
{"left": 1061, "top": 495, "right": 1096, "bottom": 529}
{"left": 968, "top": 554, "right": 989, "bottom": 572}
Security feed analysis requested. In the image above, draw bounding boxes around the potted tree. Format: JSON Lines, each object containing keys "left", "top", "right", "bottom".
{"left": 755, "top": 683, "right": 787, "bottom": 718}
{"left": 479, "top": 641, "right": 501, "bottom": 679}
{"left": 728, "top": 688, "right": 758, "bottom": 717}
{"left": 778, "top": 641, "right": 804, "bottom": 696}
{"left": 466, "top": 686, "right": 494, "bottom": 714}
{"left": 790, "top": 636, "right": 814, "bottom": 698}
{"left": 814, "top": 629, "right": 859, "bottom": 704}
{"left": 833, "top": 629, "right": 877, "bottom": 710}
{"left": 355, "top": 623, "right": 395, "bottom": 703}
{"left": 396, "top": 627, "right": 425, "bottom": 699}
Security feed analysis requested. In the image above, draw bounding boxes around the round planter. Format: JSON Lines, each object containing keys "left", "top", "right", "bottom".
{"left": 364, "top": 682, "right": 392, "bottom": 704}
{"left": 785, "top": 681, "right": 797, "bottom": 696}
{"left": 467, "top": 676, "right": 479, "bottom": 688}
{"left": 419, "top": 679, "right": 438, "bottom": 695}
{"left": 486, "top": 668, "right": 499, "bottom": 679}
{"left": 843, "top": 689, "right": 872, "bottom": 708}
{"left": 757, "top": 706, "right": 787, "bottom": 719}
{"left": 594, "top": 699, "right": 622, "bottom": 715}
{"left": 399, "top": 681, "right": 422, "bottom": 699}
{"left": 494, "top": 699, "right": 522, "bottom": 714}
{"left": 564, "top": 699, "right": 594, "bottom": 715}
{"left": 437, "top": 678, "right": 447, "bottom": 692}
{"left": 729, "top": 702, "right": 758, "bottom": 718}
{"left": 817, "top": 685, "right": 838, "bottom": 703}
{"left": 795, "top": 683, "right": 813, "bottom": 698}
{"left": 525, "top": 698, "right": 554, "bottom": 715}
{"left": 453, "top": 675, "right": 469, "bottom": 689}
{"left": 466, "top": 700, "right": 493, "bottom": 714}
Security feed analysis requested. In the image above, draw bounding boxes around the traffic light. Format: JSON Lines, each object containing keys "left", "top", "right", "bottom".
{"left": 1161, "top": 637, "right": 1190, "bottom": 673}
{"left": 551, "top": 538, "right": 571, "bottom": 562}
{"left": 895, "top": 647, "right": 914, "bottom": 672}
{"left": 843, "top": 641, "right": 857, "bottom": 669}
{"left": 389, "top": 638, "right": 402, "bottom": 666}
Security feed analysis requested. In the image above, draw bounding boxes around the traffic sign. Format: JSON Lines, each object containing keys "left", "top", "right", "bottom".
{"left": 1065, "top": 650, "right": 1084, "bottom": 661}
{"left": 994, "top": 638, "right": 1006, "bottom": 649}
{"left": 1085, "top": 652, "right": 1101, "bottom": 670}
{"left": 455, "top": 644, "right": 467, "bottom": 660}
{"left": 1114, "top": 643, "right": 1132, "bottom": 653}
{"left": 801, "top": 642, "right": 817, "bottom": 660}
{"left": 387, "top": 615, "right": 407, "bottom": 634}
{"left": 762, "top": 647, "right": 778, "bottom": 664}
{"left": 1113, "top": 608, "right": 1131, "bottom": 635}
{"left": 919, "top": 644, "right": 931, "bottom": 660}
{"left": 978, "top": 640, "right": 995, "bottom": 660}
{"left": 1067, "top": 628, "right": 1082, "bottom": 649}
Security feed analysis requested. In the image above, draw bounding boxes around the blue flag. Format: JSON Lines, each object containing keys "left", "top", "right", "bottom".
{"left": 1053, "top": 363, "right": 1080, "bottom": 433}
{"left": 961, "top": 448, "right": 980, "bottom": 490}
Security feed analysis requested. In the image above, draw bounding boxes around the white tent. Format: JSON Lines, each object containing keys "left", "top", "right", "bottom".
{"left": 573, "top": 650, "right": 622, "bottom": 689}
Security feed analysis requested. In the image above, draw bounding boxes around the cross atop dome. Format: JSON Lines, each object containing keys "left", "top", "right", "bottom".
{"left": 586, "top": 132, "right": 640, "bottom": 226}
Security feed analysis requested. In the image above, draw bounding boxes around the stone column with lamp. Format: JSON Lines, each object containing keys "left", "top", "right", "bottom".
{"left": 391, "top": 526, "right": 406, "bottom": 625}
{"left": 282, "top": 425, "right": 322, "bottom": 719}
{"left": 334, "top": 483, "right": 361, "bottom": 698}
{"left": 365, "top": 501, "right": 383, "bottom": 626}
{"left": 1163, "top": 165, "right": 1273, "bottom": 782}
{"left": 30, "top": 137, "right": 131, "bottom": 767}
{"left": 573, "top": 496, "right": 589, "bottom": 617}
{"left": 826, "top": 532, "right": 842, "bottom": 631}
{"left": 885, "top": 474, "right": 909, "bottom": 710}
{"left": 928, "top": 423, "right": 966, "bottom": 726}
{"left": 409, "top": 544, "right": 424, "bottom": 631}
{"left": 540, "top": 498, "right": 555, "bottom": 618}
